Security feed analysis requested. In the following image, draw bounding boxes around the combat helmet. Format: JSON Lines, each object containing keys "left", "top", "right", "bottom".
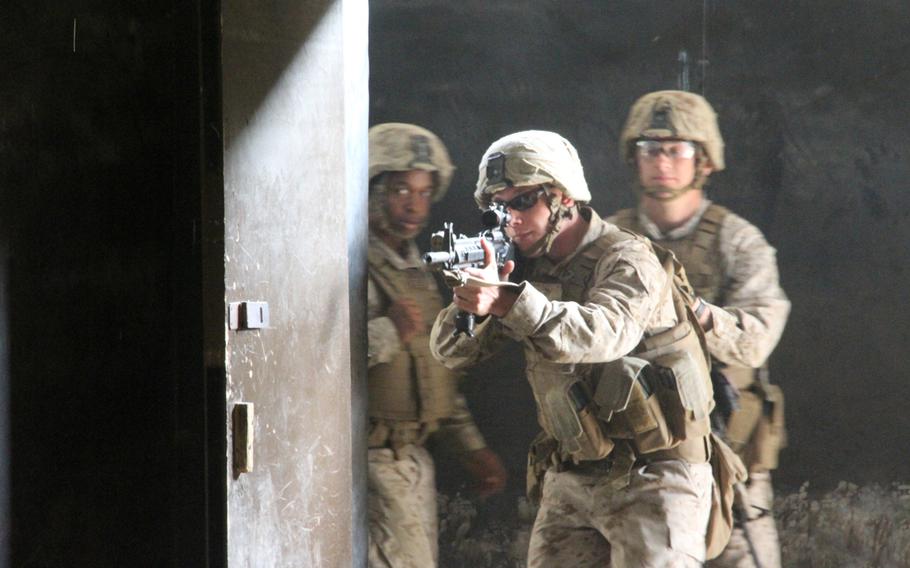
{"left": 474, "top": 130, "right": 590, "bottom": 207}
{"left": 475, "top": 130, "right": 590, "bottom": 256}
{"left": 369, "top": 123, "right": 454, "bottom": 202}
{"left": 620, "top": 90, "right": 724, "bottom": 171}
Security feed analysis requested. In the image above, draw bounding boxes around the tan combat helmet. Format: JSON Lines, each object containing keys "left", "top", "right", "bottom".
{"left": 474, "top": 130, "right": 590, "bottom": 256}
{"left": 474, "top": 130, "right": 590, "bottom": 208}
{"left": 620, "top": 90, "right": 725, "bottom": 172}
{"left": 368, "top": 122, "right": 454, "bottom": 202}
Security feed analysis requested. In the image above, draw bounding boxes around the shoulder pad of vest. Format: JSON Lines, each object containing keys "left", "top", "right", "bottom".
{"left": 649, "top": 241, "right": 699, "bottom": 303}
{"left": 581, "top": 226, "right": 642, "bottom": 261}
{"left": 367, "top": 248, "right": 387, "bottom": 271}
{"left": 686, "top": 203, "right": 730, "bottom": 251}
{"left": 701, "top": 203, "right": 731, "bottom": 226}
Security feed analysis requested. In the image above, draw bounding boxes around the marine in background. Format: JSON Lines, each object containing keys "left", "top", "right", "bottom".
{"left": 610, "top": 91, "right": 791, "bottom": 568}
{"left": 366, "top": 123, "right": 507, "bottom": 568}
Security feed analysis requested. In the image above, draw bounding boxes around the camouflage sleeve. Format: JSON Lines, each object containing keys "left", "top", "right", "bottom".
{"left": 499, "top": 239, "right": 673, "bottom": 363}
{"left": 367, "top": 275, "right": 402, "bottom": 368}
{"left": 703, "top": 215, "right": 791, "bottom": 368}
{"left": 433, "top": 393, "right": 487, "bottom": 454}
{"left": 429, "top": 303, "right": 513, "bottom": 370}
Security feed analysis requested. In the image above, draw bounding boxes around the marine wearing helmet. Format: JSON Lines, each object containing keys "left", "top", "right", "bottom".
{"left": 368, "top": 122, "right": 454, "bottom": 239}
{"left": 620, "top": 90, "right": 724, "bottom": 199}
{"left": 474, "top": 130, "right": 590, "bottom": 257}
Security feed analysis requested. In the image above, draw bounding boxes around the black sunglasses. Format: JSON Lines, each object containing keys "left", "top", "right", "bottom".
{"left": 494, "top": 186, "right": 548, "bottom": 212}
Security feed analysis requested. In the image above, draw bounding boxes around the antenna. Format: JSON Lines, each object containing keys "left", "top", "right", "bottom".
{"left": 678, "top": 50, "right": 691, "bottom": 91}
{"left": 698, "top": 0, "right": 711, "bottom": 95}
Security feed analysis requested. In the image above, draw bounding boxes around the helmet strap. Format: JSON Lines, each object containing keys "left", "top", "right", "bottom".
{"left": 525, "top": 190, "right": 577, "bottom": 256}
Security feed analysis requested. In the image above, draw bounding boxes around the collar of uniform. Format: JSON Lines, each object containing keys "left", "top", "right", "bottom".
{"left": 368, "top": 231, "right": 423, "bottom": 269}
{"left": 534, "top": 206, "right": 609, "bottom": 275}
{"left": 636, "top": 198, "right": 713, "bottom": 241}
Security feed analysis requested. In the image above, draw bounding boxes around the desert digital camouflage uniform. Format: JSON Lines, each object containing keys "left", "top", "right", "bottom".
{"left": 610, "top": 203, "right": 788, "bottom": 568}
{"left": 367, "top": 123, "right": 489, "bottom": 568}
{"left": 431, "top": 130, "right": 722, "bottom": 567}
{"left": 367, "top": 236, "right": 487, "bottom": 568}
{"left": 613, "top": 90, "right": 791, "bottom": 568}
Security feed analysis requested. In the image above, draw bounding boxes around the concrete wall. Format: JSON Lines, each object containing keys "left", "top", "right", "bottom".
{"left": 0, "top": 0, "right": 368, "bottom": 565}
{"left": 221, "top": 0, "right": 368, "bottom": 565}
{"left": 370, "top": 0, "right": 910, "bottom": 493}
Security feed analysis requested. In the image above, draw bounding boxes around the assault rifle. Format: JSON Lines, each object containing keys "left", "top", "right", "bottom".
{"left": 423, "top": 204, "right": 513, "bottom": 337}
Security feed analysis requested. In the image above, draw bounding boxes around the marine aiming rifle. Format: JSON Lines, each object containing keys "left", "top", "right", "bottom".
{"left": 423, "top": 204, "right": 513, "bottom": 337}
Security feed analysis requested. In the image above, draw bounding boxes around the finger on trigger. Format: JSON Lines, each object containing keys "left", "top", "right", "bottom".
{"left": 480, "top": 237, "right": 495, "bottom": 268}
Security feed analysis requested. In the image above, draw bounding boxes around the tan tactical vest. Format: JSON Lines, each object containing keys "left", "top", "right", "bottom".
{"left": 612, "top": 205, "right": 751, "bottom": 386}
{"left": 612, "top": 205, "right": 786, "bottom": 471}
{"left": 368, "top": 247, "right": 459, "bottom": 423}
{"left": 611, "top": 205, "right": 728, "bottom": 303}
{"left": 522, "top": 227, "right": 714, "bottom": 463}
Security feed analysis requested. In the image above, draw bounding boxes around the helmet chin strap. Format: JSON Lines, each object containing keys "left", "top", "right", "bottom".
{"left": 640, "top": 184, "right": 695, "bottom": 201}
{"left": 523, "top": 192, "right": 575, "bottom": 257}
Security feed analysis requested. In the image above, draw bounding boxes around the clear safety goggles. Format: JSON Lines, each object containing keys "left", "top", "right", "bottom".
{"left": 635, "top": 139, "right": 698, "bottom": 160}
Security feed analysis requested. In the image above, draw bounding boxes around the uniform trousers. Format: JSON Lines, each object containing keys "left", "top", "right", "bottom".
{"left": 528, "top": 459, "right": 713, "bottom": 567}
{"left": 707, "top": 472, "right": 780, "bottom": 568}
{"left": 367, "top": 445, "right": 437, "bottom": 568}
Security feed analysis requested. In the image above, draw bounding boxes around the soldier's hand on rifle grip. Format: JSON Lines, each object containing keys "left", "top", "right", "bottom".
{"left": 387, "top": 298, "right": 424, "bottom": 344}
{"left": 452, "top": 238, "right": 517, "bottom": 318}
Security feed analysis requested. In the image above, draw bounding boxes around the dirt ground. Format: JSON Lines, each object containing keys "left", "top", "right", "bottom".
{"left": 438, "top": 481, "right": 910, "bottom": 568}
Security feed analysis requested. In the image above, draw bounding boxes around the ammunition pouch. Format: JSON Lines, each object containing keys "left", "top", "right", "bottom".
{"left": 593, "top": 357, "right": 672, "bottom": 453}
{"left": 530, "top": 361, "right": 616, "bottom": 463}
{"left": 595, "top": 321, "right": 713, "bottom": 455}
{"left": 726, "top": 382, "right": 786, "bottom": 471}
{"left": 529, "top": 322, "right": 713, "bottom": 469}
{"left": 525, "top": 431, "right": 560, "bottom": 503}
{"left": 577, "top": 403, "right": 616, "bottom": 460}
{"left": 705, "top": 433, "right": 749, "bottom": 560}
